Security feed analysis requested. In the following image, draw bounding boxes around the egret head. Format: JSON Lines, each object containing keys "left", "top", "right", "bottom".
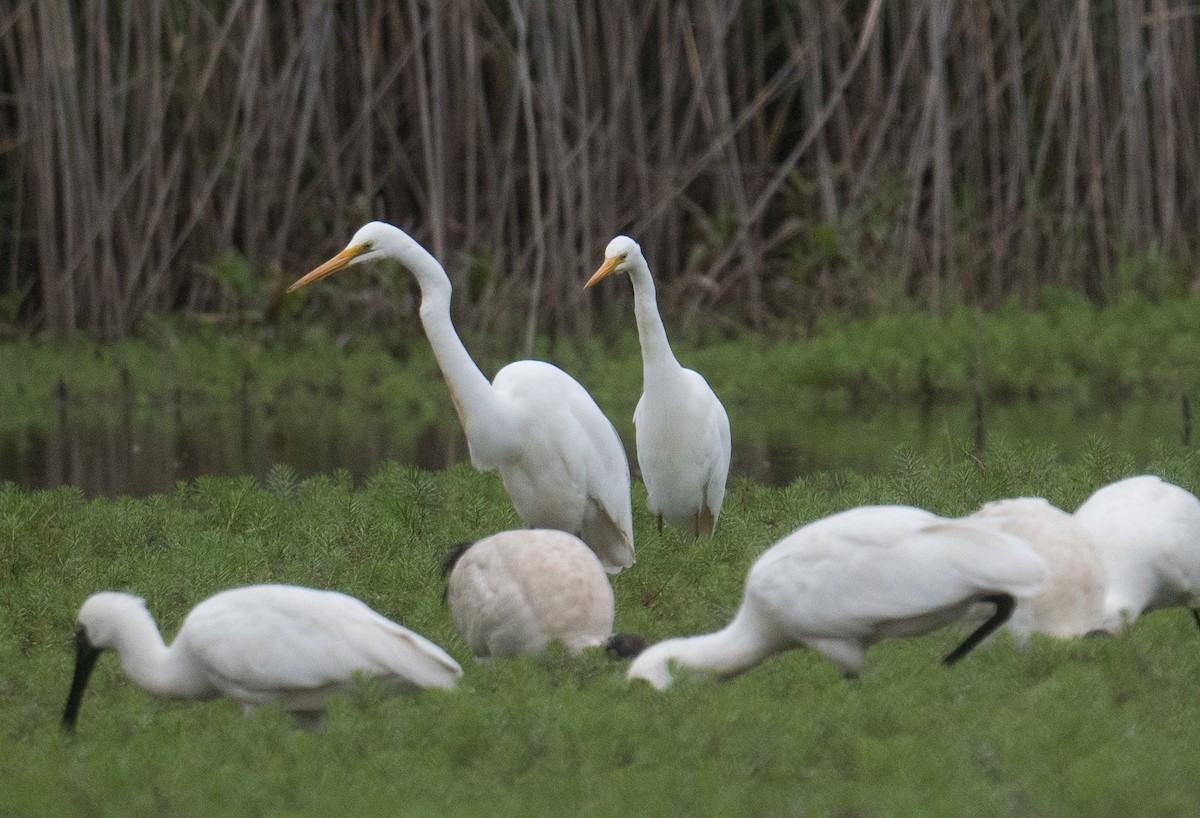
{"left": 625, "top": 638, "right": 679, "bottom": 690}
{"left": 604, "top": 632, "right": 649, "bottom": 660}
{"left": 63, "top": 592, "right": 146, "bottom": 732}
{"left": 441, "top": 540, "right": 477, "bottom": 603}
{"left": 585, "top": 235, "right": 644, "bottom": 288}
{"left": 76, "top": 592, "right": 153, "bottom": 649}
{"left": 287, "top": 221, "right": 406, "bottom": 293}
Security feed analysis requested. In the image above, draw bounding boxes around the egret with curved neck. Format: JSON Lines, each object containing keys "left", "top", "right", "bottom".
{"left": 627, "top": 505, "right": 1047, "bottom": 689}
{"left": 62, "top": 585, "right": 462, "bottom": 731}
{"left": 586, "top": 236, "right": 731, "bottom": 538}
{"left": 290, "top": 222, "right": 634, "bottom": 572}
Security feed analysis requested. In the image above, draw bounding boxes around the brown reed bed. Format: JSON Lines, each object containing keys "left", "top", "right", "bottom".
{"left": 2, "top": 1, "right": 1198, "bottom": 342}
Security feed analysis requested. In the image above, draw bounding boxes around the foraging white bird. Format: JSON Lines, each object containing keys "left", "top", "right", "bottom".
{"left": 444, "top": 529, "right": 617, "bottom": 658}
{"left": 62, "top": 584, "right": 462, "bottom": 731}
{"left": 964, "top": 497, "right": 1106, "bottom": 638}
{"left": 289, "top": 222, "right": 634, "bottom": 573}
{"left": 626, "top": 505, "right": 1047, "bottom": 689}
{"left": 585, "top": 236, "right": 731, "bottom": 538}
{"left": 1073, "top": 474, "right": 1200, "bottom": 632}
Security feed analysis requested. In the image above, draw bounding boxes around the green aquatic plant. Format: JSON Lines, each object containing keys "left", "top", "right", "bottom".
{"left": 3, "top": 444, "right": 1200, "bottom": 814}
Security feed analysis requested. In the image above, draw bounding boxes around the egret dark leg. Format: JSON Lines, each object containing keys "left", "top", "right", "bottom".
{"left": 1191, "top": 607, "right": 1200, "bottom": 630}
{"left": 656, "top": 514, "right": 663, "bottom": 535}
{"left": 943, "top": 593, "right": 1015, "bottom": 666}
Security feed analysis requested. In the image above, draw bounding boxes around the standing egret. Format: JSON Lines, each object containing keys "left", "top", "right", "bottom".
{"left": 62, "top": 584, "right": 462, "bottom": 731}
{"left": 965, "top": 497, "right": 1106, "bottom": 638}
{"left": 585, "top": 236, "right": 731, "bottom": 538}
{"left": 289, "top": 222, "right": 634, "bottom": 573}
{"left": 444, "top": 529, "right": 625, "bottom": 658}
{"left": 626, "top": 505, "right": 1047, "bottom": 689}
{"left": 1073, "top": 475, "right": 1200, "bottom": 632}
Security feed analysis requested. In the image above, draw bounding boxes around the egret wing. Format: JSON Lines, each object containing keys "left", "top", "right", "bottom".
{"left": 749, "top": 507, "right": 1046, "bottom": 637}
{"left": 181, "top": 587, "right": 461, "bottom": 699}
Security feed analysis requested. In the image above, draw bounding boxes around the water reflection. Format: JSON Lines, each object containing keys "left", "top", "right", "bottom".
{"left": 0, "top": 399, "right": 457, "bottom": 498}
{"left": 0, "top": 392, "right": 1192, "bottom": 498}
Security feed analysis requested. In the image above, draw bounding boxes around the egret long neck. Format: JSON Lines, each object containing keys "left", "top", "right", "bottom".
{"left": 110, "top": 608, "right": 210, "bottom": 699}
{"left": 628, "top": 258, "right": 680, "bottom": 381}
{"left": 405, "top": 244, "right": 497, "bottom": 423}
{"left": 659, "top": 609, "right": 780, "bottom": 680}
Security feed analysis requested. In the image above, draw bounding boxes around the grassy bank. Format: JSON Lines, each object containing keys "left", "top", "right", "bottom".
{"left": 2, "top": 291, "right": 1198, "bottom": 493}
{"left": 3, "top": 440, "right": 1200, "bottom": 815}
{"left": 7, "top": 289, "right": 1200, "bottom": 427}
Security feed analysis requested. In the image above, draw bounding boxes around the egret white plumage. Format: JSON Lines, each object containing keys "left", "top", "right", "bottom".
{"left": 585, "top": 236, "right": 731, "bottom": 538}
{"left": 1073, "top": 474, "right": 1200, "bottom": 632}
{"left": 965, "top": 497, "right": 1106, "bottom": 638}
{"left": 62, "top": 584, "right": 462, "bottom": 731}
{"left": 289, "top": 222, "right": 634, "bottom": 573}
{"left": 626, "top": 505, "right": 1047, "bottom": 689}
{"left": 444, "top": 529, "right": 619, "bottom": 658}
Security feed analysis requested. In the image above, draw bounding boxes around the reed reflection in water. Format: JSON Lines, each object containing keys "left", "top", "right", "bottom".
{"left": 0, "top": 390, "right": 1191, "bottom": 499}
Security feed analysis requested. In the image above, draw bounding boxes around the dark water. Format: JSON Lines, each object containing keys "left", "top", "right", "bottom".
{"left": 0, "top": 390, "right": 1191, "bottom": 498}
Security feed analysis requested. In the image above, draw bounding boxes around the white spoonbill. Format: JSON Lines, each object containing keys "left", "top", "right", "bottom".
{"left": 585, "top": 236, "right": 731, "bottom": 538}
{"left": 626, "top": 505, "right": 1047, "bottom": 689}
{"left": 965, "top": 497, "right": 1106, "bottom": 638}
{"left": 62, "top": 584, "right": 462, "bottom": 731}
{"left": 289, "top": 222, "right": 634, "bottom": 573}
{"left": 445, "top": 529, "right": 633, "bottom": 658}
{"left": 1073, "top": 474, "right": 1200, "bottom": 632}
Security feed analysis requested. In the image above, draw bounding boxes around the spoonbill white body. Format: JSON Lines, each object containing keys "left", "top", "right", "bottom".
{"left": 965, "top": 497, "right": 1106, "bottom": 638}
{"left": 1073, "top": 474, "right": 1200, "bottom": 632}
{"left": 290, "top": 222, "right": 634, "bottom": 573}
{"left": 445, "top": 529, "right": 617, "bottom": 658}
{"left": 63, "top": 584, "right": 462, "bottom": 731}
{"left": 586, "top": 236, "right": 731, "bottom": 538}
{"left": 627, "top": 505, "right": 1047, "bottom": 689}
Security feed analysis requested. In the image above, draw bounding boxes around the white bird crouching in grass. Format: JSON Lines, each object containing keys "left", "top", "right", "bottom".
{"left": 1074, "top": 474, "right": 1200, "bottom": 633}
{"left": 627, "top": 505, "right": 1047, "bottom": 690}
{"left": 290, "top": 221, "right": 634, "bottom": 574}
{"left": 964, "top": 496, "right": 1106, "bottom": 638}
{"left": 62, "top": 584, "right": 462, "bottom": 732}
{"left": 585, "top": 235, "right": 731, "bottom": 538}
{"left": 445, "top": 529, "right": 640, "bottom": 659}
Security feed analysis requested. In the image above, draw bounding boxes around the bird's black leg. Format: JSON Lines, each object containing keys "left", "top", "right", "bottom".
{"left": 1191, "top": 607, "right": 1200, "bottom": 631}
{"left": 943, "top": 593, "right": 1015, "bottom": 666}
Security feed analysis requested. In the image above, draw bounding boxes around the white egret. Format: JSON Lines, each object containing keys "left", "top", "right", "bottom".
{"left": 62, "top": 584, "right": 462, "bottom": 731}
{"left": 585, "top": 236, "right": 731, "bottom": 538}
{"left": 290, "top": 222, "right": 634, "bottom": 573}
{"left": 626, "top": 505, "right": 1047, "bottom": 689}
{"left": 445, "top": 529, "right": 623, "bottom": 658}
{"left": 1073, "top": 474, "right": 1200, "bottom": 632}
{"left": 965, "top": 497, "right": 1106, "bottom": 638}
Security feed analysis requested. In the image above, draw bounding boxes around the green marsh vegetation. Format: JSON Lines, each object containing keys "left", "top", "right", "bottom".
{"left": 6, "top": 6, "right": 1200, "bottom": 810}
{"left": 3, "top": 442, "right": 1200, "bottom": 816}
{"left": 4, "top": 287, "right": 1200, "bottom": 494}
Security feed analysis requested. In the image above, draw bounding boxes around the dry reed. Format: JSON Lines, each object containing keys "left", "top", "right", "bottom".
{"left": 2, "top": 1, "right": 1198, "bottom": 342}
